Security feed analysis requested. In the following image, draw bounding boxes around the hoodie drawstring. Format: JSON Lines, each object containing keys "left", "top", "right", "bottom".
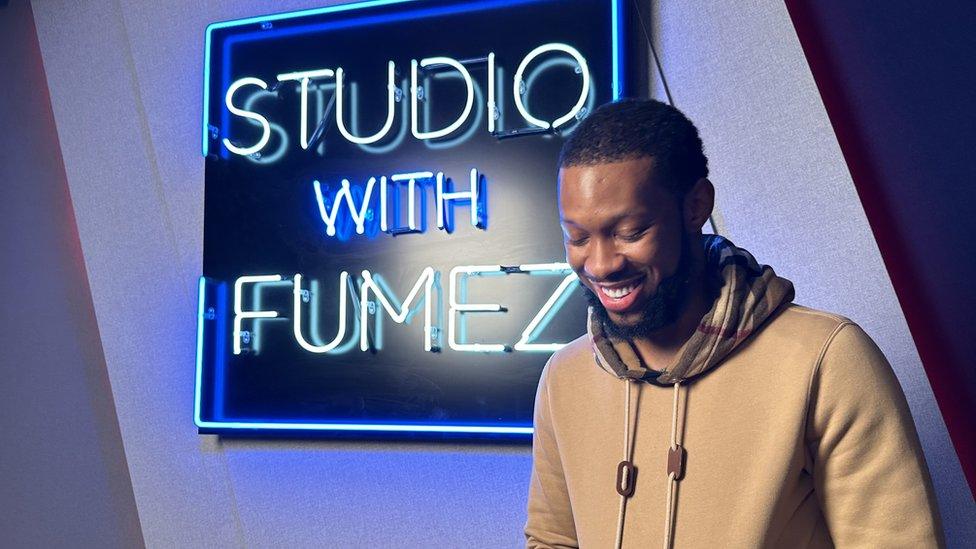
{"left": 664, "top": 381, "right": 686, "bottom": 549}
{"left": 614, "top": 380, "right": 686, "bottom": 549}
{"left": 614, "top": 379, "right": 638, "bottom": 549}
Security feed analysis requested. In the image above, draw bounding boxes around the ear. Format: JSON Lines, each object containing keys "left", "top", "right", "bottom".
{"left": 682, "top": 177, "right": 715, "bottom": 232}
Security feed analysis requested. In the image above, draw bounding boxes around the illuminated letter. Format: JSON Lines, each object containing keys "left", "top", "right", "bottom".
{"left": 386, "top": 171, "right": 433, "bottom": 232}
{"left": 514, "top": 43, "right": 590, "bottom": 129}
{"left": 293, "top": 272, "right": 349, "bottom": 353}
{"left": 513, "top": 263, "right": 578, "bottom": 352}
{"left": 487, "top": 52, "right": 496, "bottom": 133}
{"left": 336, "top": 61, "right": 396, "bottom": 144}
{"left": 360, "top": 267, "right": 437, "bottom": 351}
{"left": 233, "top": 275, "right": 282, "bottom": 354}
{"left": 223, "top": 77, "right": 271, "bottom": 156}
{"left": 242, "top": 90, "right": 289, "bottom": 164}
{"left": 313, "top": 177, "right": 377, "bottom": 236}
{"left": 411, "top": 57, "right": 474, "bottom": 140}
{"left": 449, "top": 265, "right": 507, "bottom": 352}
{"left": 436, "top": 169, "right": 486, "bottom": 232}
{"left": 276, "top": 68, "right": 335, "bottom": 149}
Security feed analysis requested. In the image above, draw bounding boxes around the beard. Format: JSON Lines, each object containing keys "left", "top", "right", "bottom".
{"left": 583, "top": 230, "right": 697, "bottom": 340}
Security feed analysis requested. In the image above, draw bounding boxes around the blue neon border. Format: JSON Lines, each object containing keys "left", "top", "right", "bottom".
{"left": 196, "top": 0, "right": 626, "bottom": 434}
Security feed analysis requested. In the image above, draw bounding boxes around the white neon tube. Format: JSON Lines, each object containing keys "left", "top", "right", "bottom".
{"left": 379, "top": 176, "right": 389, "bottom": 232}
{"left": 391, "top": 171, "right": 433, "bottom": 231}
{"left": 293, "top": 272, "right": 349, "bottom": 353}
{"left": 411, "top": 57, "right": 474, "bottom": 140}
{"left": 313, "top": 177, "right": 376, "bottom": 236}
{"left": 435, "top": 169, "right": 481, "bottom": 230}
{"left": 276, "top": 68, "right": 335, "bottom": 150}
{"left": 448, "top": 265, "right": 506, "bottom": 353}
{"left": 360, "top": 267, "right": 437, "bottom": 351}
{"left": 233, "top": 274, "right": 283, "bottom": 355}
{"left": 336, "top": 61, "right": 396, "bottom": 144}
{"left": 514, "top": 272, "right": 577, "bottom": 352}
{"left": 518, "top": 262, "right": 573, "bottom": 273}
{"left": 223, "top": 77, "right": 272, "bottom": 156}
{"left": 513, "top": 43, "right": 590, "bottom": 129}
{"left": 242, "top": 90, "right": 288, "bottom": 164}
{"left": 487, "top": 52, "right": 496, "bottom": 133}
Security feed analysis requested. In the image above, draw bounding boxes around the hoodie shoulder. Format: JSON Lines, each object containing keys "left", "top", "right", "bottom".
{"left": 770, "top": 303, "right": 856, "bottom": 334}
{"left": 747, "top": 303, "right": 859, "bottom": 362}
{"left": 538, "top": 333, "right": 618, "bottom": 411}
{"left": 542, "top": 333, "right": 598, "bottom": 383}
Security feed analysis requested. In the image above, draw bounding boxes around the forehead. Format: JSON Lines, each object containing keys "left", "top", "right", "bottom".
{"left": 558, "top": 157, "right": 669, "bottom": 224}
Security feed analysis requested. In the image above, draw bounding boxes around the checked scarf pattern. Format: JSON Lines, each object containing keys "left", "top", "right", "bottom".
{"left": 588, "top": 233, "right": 796, "bottom": 385}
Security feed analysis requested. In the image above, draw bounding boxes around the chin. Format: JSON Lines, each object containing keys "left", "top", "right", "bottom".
{"left": 607, "top": 309, "right": 643, "bottom": 326}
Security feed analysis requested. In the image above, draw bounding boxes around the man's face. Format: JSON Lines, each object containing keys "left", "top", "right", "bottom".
{"left": 558, "top": 156, "right": 694, "bottom": 338}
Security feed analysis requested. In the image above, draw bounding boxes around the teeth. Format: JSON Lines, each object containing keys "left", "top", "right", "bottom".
{"left": 600, "top": 283, "right": 638, "bottom": 300}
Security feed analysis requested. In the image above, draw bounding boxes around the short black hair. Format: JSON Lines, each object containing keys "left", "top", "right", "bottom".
{"left": 558, "top": 98, "right": 709, "bottom": 197}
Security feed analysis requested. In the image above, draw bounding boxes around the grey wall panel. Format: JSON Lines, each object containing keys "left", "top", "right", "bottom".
{"left": 0, "top": 1, "right": 143, "bottom": 546}
{"left": 648, "top": 0, "right": 974, "bottom": 545}
{"left": 29, "top": 0, "right": 973, "bottom": 546}
{"left": 221, "top": 441, "right": 530, "bottom": 547}
{"left": 30, "top": 0, "right": 249, "bottom": 546}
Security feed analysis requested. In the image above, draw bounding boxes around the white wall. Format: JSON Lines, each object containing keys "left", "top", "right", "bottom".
{"left": 29, "top": 0, "right": 974, "bottom": 547}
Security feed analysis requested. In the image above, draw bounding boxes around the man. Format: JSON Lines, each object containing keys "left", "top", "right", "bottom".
{"left": 524, "top": 99, "right": 945, "bottom": 548}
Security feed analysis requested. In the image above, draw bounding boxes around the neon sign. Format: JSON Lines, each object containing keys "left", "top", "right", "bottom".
{"left": 197, "top": 0, "right": 626, "bottom": 436}
{"left": 220, "top": 42, "right": 591, "bottom": 156}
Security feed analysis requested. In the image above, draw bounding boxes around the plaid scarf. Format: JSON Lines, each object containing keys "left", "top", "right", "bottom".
{"left": 588, "top": 233, "right": 795, "bottom": 385}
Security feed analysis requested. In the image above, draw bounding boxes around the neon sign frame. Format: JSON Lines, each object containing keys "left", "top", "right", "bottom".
{"left": 196, "top": 0, "right": 625, "bottom": 436}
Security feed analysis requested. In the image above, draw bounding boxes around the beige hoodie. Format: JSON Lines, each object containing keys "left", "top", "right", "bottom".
{"left": 525, "top": 235, "right": 944, "bottom": 548}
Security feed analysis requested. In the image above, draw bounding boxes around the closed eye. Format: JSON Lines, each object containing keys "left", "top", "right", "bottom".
{"left": 617, "top": 228, "right": 648, "bottom": 242}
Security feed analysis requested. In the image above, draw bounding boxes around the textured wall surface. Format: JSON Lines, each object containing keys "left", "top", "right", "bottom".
{"left": 28, "top": 0, "right": 974, "bottom": 547}
{"left": 0, "top": 1, "right": 143, "bottom": 547}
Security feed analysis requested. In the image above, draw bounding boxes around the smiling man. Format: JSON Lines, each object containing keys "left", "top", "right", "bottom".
{"left": 524, "top": 99, "right": 945, "bottom": 548}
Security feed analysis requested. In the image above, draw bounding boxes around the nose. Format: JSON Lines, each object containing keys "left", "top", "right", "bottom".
{"left": 583, "top": 238, "right": 626, "bottom": 282}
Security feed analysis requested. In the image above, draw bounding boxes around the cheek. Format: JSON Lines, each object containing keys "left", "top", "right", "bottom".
{"left": 626, "top": 232, "right": 681, "bottom": 279}
{"left": 621, "top": 240, "right": 656, "bottom": 265}
{"left": 621, "top": 238, "right": 667, "bottom": 276}
{"left": 564, "top": 246, "right": 586, "bottom": 273}
{"left": 628, "top": 247, "right": 658, "bottom": 267}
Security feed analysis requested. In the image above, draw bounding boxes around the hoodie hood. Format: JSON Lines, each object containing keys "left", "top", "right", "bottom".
{"left": 589, "top": 233, "right": 795, "bottom": 386}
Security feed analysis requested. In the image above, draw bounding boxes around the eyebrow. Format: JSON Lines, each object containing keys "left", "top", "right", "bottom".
{"left": 559, "top": 212, "right": 653, "bottom": 228}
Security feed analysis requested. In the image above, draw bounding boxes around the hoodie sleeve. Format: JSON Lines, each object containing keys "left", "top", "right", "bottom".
{"left": 806, "top": 322, "right": 946, "bottom": 548}
{"left": 525, "top": 357, "right": 579, "bottom": 549}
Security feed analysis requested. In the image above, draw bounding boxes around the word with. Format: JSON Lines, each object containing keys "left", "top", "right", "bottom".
{"left": 313, "top": 168, "right": 487, "bottom": 239}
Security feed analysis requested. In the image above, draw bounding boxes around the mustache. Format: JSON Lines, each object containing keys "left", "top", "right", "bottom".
{"left": 581, "top": 273, "right": 646, "bottom": 285}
